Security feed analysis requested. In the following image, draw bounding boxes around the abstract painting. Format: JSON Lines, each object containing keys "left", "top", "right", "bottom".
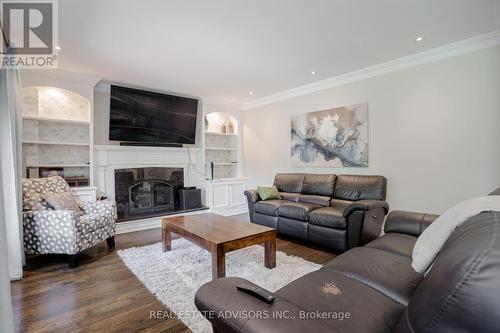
{"left": 291, "top": 103, "right": 368, "bottom": 167}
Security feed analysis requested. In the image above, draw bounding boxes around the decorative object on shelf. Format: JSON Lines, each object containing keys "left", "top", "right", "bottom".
{"left": 227, "top": 121, "right": 234, "bottom": 134}
{"left": 221, "top": 123, "right": 227, "bottom": 134}
{"left": 40, "top": 167, "right": 63, "bottom": 177}
{"left": 64, "top": 176, "right": 89, "bottom": 187}
{"left": 291, "top": 103, "right": 368, "bottom": 167}
{"left": 205, "top": 161, "right": 214, "bottom": 180}
{"left": 204, "top": 116, "right": 209, "bottom": 129}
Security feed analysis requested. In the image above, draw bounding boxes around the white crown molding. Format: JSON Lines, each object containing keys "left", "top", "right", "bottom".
{"left": 242, "top": 31, "right": 500, "bottom": 110}
{"left": 20, "top": 68, "right": 102, "bottom": 86}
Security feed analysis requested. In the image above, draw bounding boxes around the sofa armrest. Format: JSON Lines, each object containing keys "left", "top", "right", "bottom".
{"left": 244, "top": 190, "right": 261, "bottom": 223}
{"left": 80, "top": 200, "right": 117, "bottom": 219}
{"left": 195, "top": 277, "right": 334, "bottom": 333}
{"left": 244, "top": 189, "right": 260, "bottom": 203}
{"left": 384, "top": 210, "right": 438, "bottom": 237}
{"left": 343, "top": 200, "right": 389, "bottom": 218}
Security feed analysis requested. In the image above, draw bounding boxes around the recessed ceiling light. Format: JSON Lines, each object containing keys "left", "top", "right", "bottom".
{"left": 415, "top": 36, "right": 423, "bottom": 42}
{"left": 55, "top": 46, "right": 61, "bottom": 50}
{"left": 311, "top": 71, "right": 316, "bottom": 75}
{"left": 249, "top": 91, "right": 254, "bottom": 95}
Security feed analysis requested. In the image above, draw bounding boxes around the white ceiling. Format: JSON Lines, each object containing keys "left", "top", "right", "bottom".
{"left": 58, "top": 0, "right": 500, "bottom": 103}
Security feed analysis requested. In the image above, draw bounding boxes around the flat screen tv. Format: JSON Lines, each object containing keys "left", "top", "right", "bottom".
{"left": 109, "top": 85, "right": 198, "bottom": 145}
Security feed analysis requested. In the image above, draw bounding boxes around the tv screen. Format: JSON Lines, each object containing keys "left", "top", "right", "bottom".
{"left": 109, "top": 85, "right": 198, "bottom": 145}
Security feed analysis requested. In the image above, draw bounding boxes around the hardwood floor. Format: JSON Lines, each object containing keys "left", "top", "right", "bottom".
{"left": 11, "top": 214, "right": 336, "bottom": 333}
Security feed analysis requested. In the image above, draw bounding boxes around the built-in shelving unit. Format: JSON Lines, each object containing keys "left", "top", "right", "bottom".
{"left": 21, "top": 86, "right": 92, "bottom": 187}
{"left": 204, "top": 112, "right": 239, "bottom": 179}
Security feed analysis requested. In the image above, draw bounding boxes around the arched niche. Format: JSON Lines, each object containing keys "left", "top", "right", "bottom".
{"left": 204, "top": 112, "right": 238, "bottom": 135}
{"left": 22, "top": 86, "right": 90, "bottom": 122}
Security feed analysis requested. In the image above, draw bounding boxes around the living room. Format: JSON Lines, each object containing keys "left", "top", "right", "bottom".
{"left": 1, "top": 1, "right": 500, "bottom": 332}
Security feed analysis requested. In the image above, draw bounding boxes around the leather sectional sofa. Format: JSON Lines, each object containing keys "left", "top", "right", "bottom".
{"left": 245, "top": 173, "right": 388, "bottom": 251}
{"left": 195, "top": 205, "right": 500, "bottom": 332}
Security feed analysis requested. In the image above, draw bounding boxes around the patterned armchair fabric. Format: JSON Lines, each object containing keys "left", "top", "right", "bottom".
{"left": 22, "top": 177, "right": 117, "bottom": 256}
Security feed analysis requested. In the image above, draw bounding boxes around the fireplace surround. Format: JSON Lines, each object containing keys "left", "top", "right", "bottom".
{"left": 94, "top": 145, "right": 209, "bottom": 231}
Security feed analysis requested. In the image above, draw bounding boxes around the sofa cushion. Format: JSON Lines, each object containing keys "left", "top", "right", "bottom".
{"left": 323, "top": 247, "right": 423, "bottom": 305}
{"left": 278, "top": 202, "right": 320, "bottom": 221}
{"left": 365, "top": 233, "right": 417, "bottom": 258}
{"left": 195, "top": 277, "right": 335, "bottom": 333}
{"left": 309, "top": 207, "right": 347, "bottom": 228}
{"left": 297, "top": 194, "right": 331, "bottom": 207}
{"left": 254, "top": 200, "right": 289, "bottom": 217}
{"left": 44, "top": 192, "right": 84, "bottom": 215}
{"left": 273, "top": 173, "right": 305, "bottom": 193}
{"left": 253, "top": 213, "right": 278, "bottom": 229}
{"left": 334, "top": 175, "right": 387, "bottom": 201}
{"left": 301, "top": 174, "right": 336, "bottom": 196}
{"left": 276, "top": 269, "right": 405, "bottom": 332}
{"left": 279, "top": 192, "right": 300, "bottom": 202}
{"left": 330, "top": 198, "right": 354, "bottom": 208}
{"left": 277, "top": 217, "right": 308, "bottom": 240}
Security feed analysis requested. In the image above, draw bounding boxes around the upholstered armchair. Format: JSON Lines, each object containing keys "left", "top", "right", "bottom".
{"left": 22, "top": 176, "right": 117, "bottom": 268}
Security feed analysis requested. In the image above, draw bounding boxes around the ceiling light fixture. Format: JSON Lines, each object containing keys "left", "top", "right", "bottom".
{"left": 415, "top": 36, "right": 423, "bottom": 42}
{"left": 311, "top": 71, "right": 316, "bottom": 75}
{"left": 249, "top": 91, "right": 254, "bottom": 95}
{"left": 55, "top": 46, "right": 62, "bottom": 50}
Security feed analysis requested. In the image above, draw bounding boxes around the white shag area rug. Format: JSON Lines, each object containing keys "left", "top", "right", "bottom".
{"left": 118, "top": 238, "right": 321, "bottom": 332}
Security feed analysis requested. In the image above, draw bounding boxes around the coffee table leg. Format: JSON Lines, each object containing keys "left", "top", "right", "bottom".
{"left": 162, "top": 225, "right": 171, "bottom": 252}
{"left": 265, "top": 236, "right": 276, "bottom": 269}
{"left": 211, "top": 245, "right": 225, "bottom": 280}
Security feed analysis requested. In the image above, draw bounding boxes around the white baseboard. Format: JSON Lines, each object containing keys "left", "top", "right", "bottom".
{"left": 211, "top": 207, "right": 248, "bottom": 217}
{"left": 115, "top": 207, "right": 248, "bottom": 234}
{"left": 116, "top": 209, "right": 207, "bottom": 234}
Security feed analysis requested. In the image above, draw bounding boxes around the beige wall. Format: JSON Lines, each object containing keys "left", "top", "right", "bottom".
{"left": 243, "top": 46, "right": 500, "bottom": 214}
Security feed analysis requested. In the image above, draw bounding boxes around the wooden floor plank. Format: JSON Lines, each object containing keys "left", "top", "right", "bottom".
{"left": 12, "top": 214, "right": 336, "bottom": 333}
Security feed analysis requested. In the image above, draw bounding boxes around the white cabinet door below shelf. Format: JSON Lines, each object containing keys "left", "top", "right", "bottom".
{"left": 229, "top": 182, "right": 246, "bottom": 207}
{"left": 212, "top": 183, "right": 229, "bottom": 209}
{"left": 207, "top": 180, "right": 247, "bottom": 215}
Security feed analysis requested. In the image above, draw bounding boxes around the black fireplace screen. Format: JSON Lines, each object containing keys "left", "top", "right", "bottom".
{"left": 129, "top": 179, "right": 174, "bottom": 214}
{"left": 114, "top": 167, "right": 183, "bottom": 221}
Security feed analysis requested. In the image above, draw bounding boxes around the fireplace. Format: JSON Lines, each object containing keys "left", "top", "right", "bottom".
{"left": 115, "top": 167, "right": 183, "bottom": 221}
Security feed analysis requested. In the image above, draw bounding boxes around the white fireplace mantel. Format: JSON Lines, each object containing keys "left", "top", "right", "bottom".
{"left": 94, "top": 145, "right": 201, "bottom": 200}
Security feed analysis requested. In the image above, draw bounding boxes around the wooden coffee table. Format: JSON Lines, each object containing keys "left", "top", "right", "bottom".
{"left": 162, "top": 213, "right": 276, "bottom": 280}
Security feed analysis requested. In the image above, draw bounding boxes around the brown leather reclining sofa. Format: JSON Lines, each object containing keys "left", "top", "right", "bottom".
{"left": 195, "top": 197, "right": 500, "bottom": 332}
{"left": 245, "top": 173, "right": 389, "bottom": 251}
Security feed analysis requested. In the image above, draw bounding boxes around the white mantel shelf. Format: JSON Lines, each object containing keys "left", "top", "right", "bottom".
{"left": 94, "top": 145, "right": 200, "bottom": 167}
{"left": 94, "top": 144, "right": 200, "bottom": 151}
{"left": 93, "top": 145, "right": 202, "bottom": 203}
